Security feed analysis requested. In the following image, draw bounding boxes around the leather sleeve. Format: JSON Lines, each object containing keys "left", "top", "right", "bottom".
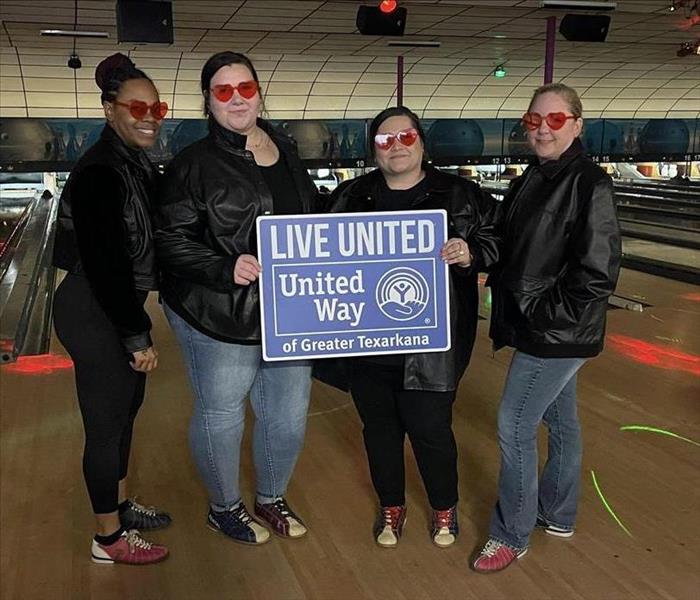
{"left": 533, "top": 176, "right": 621, "bottom": 330}
{"left": 452, "top": 181, "right": 501, "bottom": 276}
{"left": 70, "top": 164, "right": 152, "bottom": 352}
{"left": 470, "top": 187, "right": 501, "bottom": 272}
{"left": 324, "top": 178, "right": 355, "bottom": 213}
{"left": 154, "top": 160, "right": 237, "bottom": 292}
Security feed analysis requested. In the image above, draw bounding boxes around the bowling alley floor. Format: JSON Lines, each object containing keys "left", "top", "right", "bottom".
{"left": 1, "top": 268, "right": 698, "bottom": 600}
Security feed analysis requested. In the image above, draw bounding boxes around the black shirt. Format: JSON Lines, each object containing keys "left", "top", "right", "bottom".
{"left": 361, "top": 174, "right": 429, "bottom": 367}
{"left": 260, "top": 154, "right": 302, "bottom": 215}
{"left": 376, "top": 174, "right": 429, "bottom": 212}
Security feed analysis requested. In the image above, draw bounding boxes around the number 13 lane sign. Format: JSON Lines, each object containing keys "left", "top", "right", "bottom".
{"left": 256, "top": 209, "right": 451, "bottom": 361}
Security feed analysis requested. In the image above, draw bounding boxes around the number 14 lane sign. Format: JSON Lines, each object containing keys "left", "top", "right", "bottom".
{"left": 256, "top": 209, "right": 451, "bottom": 361}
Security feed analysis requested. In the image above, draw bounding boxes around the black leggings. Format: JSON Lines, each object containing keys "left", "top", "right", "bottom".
{"left": 53, "top": 274, "right": 146, "bottom": 514}
{"left": 348, "top": 361, "right": 458, "bottom": 510}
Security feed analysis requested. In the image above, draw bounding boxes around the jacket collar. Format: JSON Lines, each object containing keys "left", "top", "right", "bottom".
{"left": 209, "top": 116, "right": 289, "bottom": 154}
{"left": 100, "top": 124, "right": 153, "bottom": 175}
{"left": 534, "top": 137, "right": 585, "bottom": 180}
{"left": 348, "top": 163, "right": 453, "bottom": 200}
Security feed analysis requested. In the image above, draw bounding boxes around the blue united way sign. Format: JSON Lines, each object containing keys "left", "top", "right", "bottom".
{"left": 256, "top": 210, "right": 450, "bottom": 361}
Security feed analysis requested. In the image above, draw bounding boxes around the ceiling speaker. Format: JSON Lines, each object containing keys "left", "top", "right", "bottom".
{"left": 356, "top": 5, "right": 407, "bottom": 36}
{"left": 559, "top": 14, "right": 611, "bottom": 42}
{"left": 116, "top": 0, "right": 173, "bottom": 44}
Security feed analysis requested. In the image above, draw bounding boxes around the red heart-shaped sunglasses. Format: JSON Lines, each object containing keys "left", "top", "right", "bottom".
{"left": 374, "top": 127, "right": 419, "bottom": 151}
{"left": 210, "top": 81, "right": 260, "bottom": 102}
{"left": 113, "top": 100, "right": 168, "bottom": 121}
{"left": 522, "top": 112, "right": 578, "bottom": 131}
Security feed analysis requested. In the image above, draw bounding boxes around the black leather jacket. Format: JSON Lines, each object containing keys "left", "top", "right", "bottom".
{"left": 154, "top": 118, "right": 317, "bottom": 343}
{"left": 53, "top": 124, "right": 158, "bottom": 352}
{"left": 314, "top": 166, "right": 499, "bottom": 392}
{"left": 488, "top": 139, "right": 621, "bottom": 358}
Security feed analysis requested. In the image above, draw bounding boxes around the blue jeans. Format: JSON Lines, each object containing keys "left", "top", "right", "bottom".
{"left": 164, "top": 304, "right": 312, "bottom": 509}
{"left": 489, "top": 350, "right": 587, "bottom": 550}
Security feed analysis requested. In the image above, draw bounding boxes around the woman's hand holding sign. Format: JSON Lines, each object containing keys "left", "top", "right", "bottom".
{"left": 234, "top": 254, "right": 262, "bottom": 285}
{"left": 441, "top": 237, "right": 472, "bottom": 268}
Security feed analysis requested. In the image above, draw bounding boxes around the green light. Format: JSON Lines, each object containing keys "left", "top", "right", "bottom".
{"left": 620, "top": 425, "right": 700, "bottom": 447}
{"left": 494, "top": 65, "right": 506, "bottom": 78}
{"left": 590, "top": 470, "right": 633, "bottom": 538}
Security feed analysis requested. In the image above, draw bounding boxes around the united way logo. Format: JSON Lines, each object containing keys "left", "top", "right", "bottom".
{"left": 375, "top": 267, "right": 430, "bottom": 321}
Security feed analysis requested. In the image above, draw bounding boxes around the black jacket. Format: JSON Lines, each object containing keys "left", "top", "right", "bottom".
{"left": 488, "top": 139, "right": 621, "bottom": 358}
{"left": 154, "top": 118, "right": 317, "bottom": 343}
{"left": 314, "top": 166, "right": 499, "bottom": 392}
{"left": 52, "top": 125, "right": 158, "bottom": 352}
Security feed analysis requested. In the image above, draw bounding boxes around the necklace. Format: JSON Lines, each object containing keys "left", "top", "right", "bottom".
{"left": 248, "top": 129, "right": 267, "bottom": 149}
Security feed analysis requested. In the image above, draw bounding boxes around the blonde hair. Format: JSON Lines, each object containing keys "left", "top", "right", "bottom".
{"left": 529, "top": 83, "right": 582, "bottom": 118}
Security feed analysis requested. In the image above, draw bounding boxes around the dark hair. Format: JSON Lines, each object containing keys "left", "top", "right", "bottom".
{"left": 200, "top": 51, "right": 263, "bottom": 116}
{"left": 95, "top": 53, "right": 152, "bottom": 103}
{"left": 368, "top": 106, "right": 426, "bottom": 157}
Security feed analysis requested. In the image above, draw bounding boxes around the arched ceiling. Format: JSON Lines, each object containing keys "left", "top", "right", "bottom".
{"left": 1, "top": 0, "right": 698, "bottom": 119}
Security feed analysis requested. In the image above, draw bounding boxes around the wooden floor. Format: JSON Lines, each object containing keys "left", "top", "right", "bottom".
{"left": 2, "top": 268, "right": 699, "bottom": 600}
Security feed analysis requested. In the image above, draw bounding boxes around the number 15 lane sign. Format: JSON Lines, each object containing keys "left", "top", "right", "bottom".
{"left": 256, "top": 210, "right": 451, "bottom": 361}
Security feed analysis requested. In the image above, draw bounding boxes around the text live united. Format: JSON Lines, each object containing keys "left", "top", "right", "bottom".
{"left": 257, "top": 210, "right": 451, "bottom": 361}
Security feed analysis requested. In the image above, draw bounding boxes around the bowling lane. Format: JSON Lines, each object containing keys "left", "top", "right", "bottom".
{"left": 1, "top": 269, "right": 698, "bottom": 599}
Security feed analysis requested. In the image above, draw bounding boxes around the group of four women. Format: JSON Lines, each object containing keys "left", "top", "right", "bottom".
{"left": 52, "top": 51, "right": 621, "bottom": 572}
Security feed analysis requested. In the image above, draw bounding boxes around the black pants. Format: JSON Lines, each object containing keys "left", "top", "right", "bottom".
{"left": 53, "top": 274, "right": 146, "bottom": 514}
{"left": 348, "top": 361, "right": 458, "bottom": 510}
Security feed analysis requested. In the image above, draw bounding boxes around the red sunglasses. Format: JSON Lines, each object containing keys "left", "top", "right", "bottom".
{"left": 113, "top": 100, "right": 168, "bottom": 121}
{"left": 522, "top": 111, "right": 578, "bottom": 131}
{"left": 374, "top": 127, "right": 419, "bottom": 151}
{"left": 210, "top": 81, "right": 260, "bottom": 102}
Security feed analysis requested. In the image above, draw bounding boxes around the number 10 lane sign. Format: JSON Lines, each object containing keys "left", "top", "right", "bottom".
{"left": 256, "top": 209, "right": 450, "bottom": 361}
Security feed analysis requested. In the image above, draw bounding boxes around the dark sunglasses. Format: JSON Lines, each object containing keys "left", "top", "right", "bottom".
{"left": 113, "top": 100, "right": 168, "bottom": 121}
{"left": 374, "top": 127, "right": 419, "bottom": 151}
{"left": 210, "top": 81, "right": 260, "bottom": 102}
{"left": 522, "top": 111, "right": 578, "bottom": 131}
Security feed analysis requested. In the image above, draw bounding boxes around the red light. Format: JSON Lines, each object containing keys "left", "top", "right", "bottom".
{"left": 3, "top": 353, "right": 73, "bottom": 375}
{"left": 380, "top": 0, "right": 397, "bottom": 13}
{"left": 607, "top": 334, "right": 700, "bottom": 377}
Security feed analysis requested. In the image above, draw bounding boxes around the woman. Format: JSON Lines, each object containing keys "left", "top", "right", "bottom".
{"left": 316, "top": 106, "right": 499, "bottom": 548}
{"left": 472, "top": 83, "right": 621, "bottom": 573}
{"left": 53, "top": 53, "right": 170, "bottom": 565}
{"left": 155, "top": 52, "right": 317, "bottom": 545}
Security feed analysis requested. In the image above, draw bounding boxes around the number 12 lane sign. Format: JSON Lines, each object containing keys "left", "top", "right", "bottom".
{"left": 256, "top": 209, "right": 451, "bottom": 361}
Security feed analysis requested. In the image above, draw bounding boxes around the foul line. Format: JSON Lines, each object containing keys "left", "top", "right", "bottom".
{"left": 590, "top": 470, "right": 633, "bottom": 538}
{"left": 620, "top": 425, "right": 700, "bottom": 447}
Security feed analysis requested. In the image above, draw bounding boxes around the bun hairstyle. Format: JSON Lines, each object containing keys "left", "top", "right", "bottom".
{"left": 95, "top": 53, "right": 152, "bottom": 103}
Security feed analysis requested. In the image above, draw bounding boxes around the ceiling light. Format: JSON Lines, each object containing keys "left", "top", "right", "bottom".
{"left": 40, "top": 29, "right": 109, "bottom": 38}
{"left": 677, "top": 40, "right": 700, "bottom": 56}
{"left": 539, "top": 1, "right": 617, "bottom": 10}
{"left": 387, "top": 40, "right": 440, "bottom": 47}
{"left": 67, "top": 53, "right": 82, "bottom": 69}
{"left": 494, "top": 65, "right": 507, "bottom": 78}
